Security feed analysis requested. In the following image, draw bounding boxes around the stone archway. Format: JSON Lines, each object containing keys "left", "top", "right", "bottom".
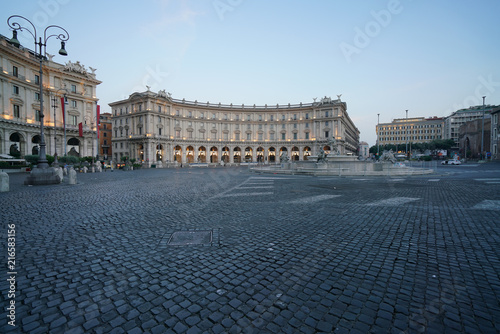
{"left": 291, "top": 146, "right": 300, "bottom": 161}
{"left": 268, "top": 147, "right": 276, "bottom": 163}
{"left": 31, "top": 135, "right": 41, "bottom": 155}
{"left": 67, "top": 137, "right": 80, "bottom": 157}
{"left": 186, "top": 146, "right": 195, "bottom": 163}
{"left": 9, "top": 132, "right": 24, "bottom": 158}
{"left": 303, "top": 146, "right": 311, "bottom": 160}
{"left": 256, "top": 146, "right": 264, "bottom": 163}
{"left": 174, "top": 145, "right": 182, "bottom": 162}
{"left": 210, "top": 146, "right": 218, "bottom": 163}
{"left": 156, "top": 144, "right": 163, "bottom": 161}
{"left": 198, "top": 146, "right": 206, "bottom": 163}
{"left": 233, "top": 147, "right": 241, "bottom": 163}
{"left": 244, "top": 147, "right": 253, "bottom": 162}
{"left": 222, "top": 146, "right": 230, "bottom": 163}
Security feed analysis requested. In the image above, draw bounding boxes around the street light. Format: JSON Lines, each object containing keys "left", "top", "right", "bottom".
{"left": 8, "top": 15, "right": 69, "bottom": 184}
{"left": 405, "top": 110, "right": 408, "bottom": 158}
{"left": 51, "top": 88, "right": 68, "bottom": 167}
{"left": 377, "top": 113, "right": 380, "bottom": 157}
{"left": 481, "top": 96, "right": 486, "bottom": 160}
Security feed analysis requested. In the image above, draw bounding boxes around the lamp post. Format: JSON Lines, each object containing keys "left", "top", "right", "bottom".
{"left": 84, "top": 114, "right": 97, "bottom": 171}
{"left": 405, "top": 110, "right": 408, "bottom": 158}
{"left": 481, "top": 96, "right": 486, "bottom": 160}
{"left": 377, "top": 113, "right": 380, "bottom": 157}
{"left": 50, "top": 88, "right": 67, "bottom": 167}
{"left": 8, "top": 15, "right": 69, "bottom": 184}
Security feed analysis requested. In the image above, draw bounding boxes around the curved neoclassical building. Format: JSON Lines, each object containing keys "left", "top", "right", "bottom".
{"left": 109, "top": 90, "right": 360, "bottom": 165}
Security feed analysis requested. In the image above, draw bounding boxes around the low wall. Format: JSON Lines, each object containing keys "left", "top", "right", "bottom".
{"left": 251, "top": 160, "right": 434, "bottom": 176}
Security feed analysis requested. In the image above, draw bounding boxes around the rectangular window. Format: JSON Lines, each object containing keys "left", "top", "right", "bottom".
{"left": 35, "top": 75, "right": 40, "bottom": 84}
{"left": 281, "top": 133, "right": 286, "bottom": 140}
{"left": 224, "top": 132, "right": 229, "bottom": 140}
{"left": 71, "top": 84, "right": 77, "bottom": 93}
{"left": 139, "top": 127, "right": 142, "bottom": 135}
{"left": 13, "top": 66, "right": 18, "bottom": 77}
{"left": 159, "top": 128, "right": 162, "bottom": 136}
{"left": 305, "top": 132, "right": 309, "bottom": 139}
{"left": 270, "top": 133, "right": 275, "bottom": 140}
{"left": 13, "top": 105, "right": 20, "bottom": 118}
{"left": 270, "top": 115, "right": 274, "bottom": 121}
{"left": 71, "top": 100, "right": 77, "bottom": 108}
{"left": 13, "top": 85, "right": 19, "bottom": 95}
{"left": 247, "top": 133, "right": 251, "bottom": 140}
{"left": 71, "top": 115, "right": 77, "bottom": 126}
{"left": 293, "top": 133, "right": 297, "bottom": 140}
{"left": 235, "top": 133, "right": 240, "bottom": 140}
{"left": 325, "top": 131, "right": 329, "bottom": 138}
{"left": 305, "top": 113, "right": 309, "bottom": 119}
{"left": 259, "top": 133, "right": 263, "bottom": 140}
{"left": 175, "top": 130, "right": 180, "bottom": 138}
{"left": 35, "top": 110, "right": 40, "bottom": 121}
{"left": 247, "top": 114, "right": 251, "bottom": 121}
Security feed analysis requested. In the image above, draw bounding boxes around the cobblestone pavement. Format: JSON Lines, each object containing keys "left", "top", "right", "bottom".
{"left": 1, "top": 163, "right": 500, "bottom": 333}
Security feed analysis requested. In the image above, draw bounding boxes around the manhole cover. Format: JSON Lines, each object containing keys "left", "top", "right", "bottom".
{"left": 168, "top": 230, "right": 214, "bottom": 246}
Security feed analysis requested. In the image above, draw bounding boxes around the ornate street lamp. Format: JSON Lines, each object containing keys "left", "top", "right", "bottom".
{"left": 51, "top": 88, "right": 68, "bottom": 167}
{"left": 8, "top": 15, "right": 69, "bottom": 184}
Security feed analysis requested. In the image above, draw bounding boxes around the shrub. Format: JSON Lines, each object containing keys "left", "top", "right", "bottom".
{"left": 59, "top": 156, "right": 80, "bottom": 164}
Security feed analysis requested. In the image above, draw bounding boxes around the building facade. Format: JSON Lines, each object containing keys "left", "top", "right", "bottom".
{"left": 458, "top": 118, "right": 491, "bottom": 160}
{"left": 376, "top": 116, "right": 444, "bottom": 148}
{"left": 489, "top": 107, "right": 500, "bottom": 160}
{"left": 0, "top": 35, "right": 101, "bottom": 159}
{"left": 443, "top": 105, "right": 497, "bottom": 150}
{"left": 109, "top": 90, "right": 360, "bottom": 165}
{"left": 99, "top": 112, "right": 112, "bottom": 161}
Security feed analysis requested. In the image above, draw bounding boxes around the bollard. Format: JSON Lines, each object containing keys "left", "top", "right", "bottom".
{"left": 0, "top": 172, "right": 9, "bottom": 192}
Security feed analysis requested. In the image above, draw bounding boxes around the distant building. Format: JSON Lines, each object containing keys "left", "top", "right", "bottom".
{"left": 489, "top": 106, "right": 500, "bottom": 160}
{"left": 459, "top": 118, "right": 491, "bottom": 160}
{"left": 0, "top": 34, "right": 101, "bottom": 158}
{"left": 109, "top": 91, "right": 360, "bottom": 166}
{"left": 359, "top": 141, "right": 369, "bottom": 159}
{"left": 376, "top": 116, "right": 444, "bottom": 149}
{"left": 99, "top": 112, "right": 112, "bottom": 161}
{"left": 443, "top": 105, "right": 497, "bottom": 150}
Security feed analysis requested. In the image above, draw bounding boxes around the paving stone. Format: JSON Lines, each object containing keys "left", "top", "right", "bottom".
{"left": 4, "top": 167, "right": 500, "bottom": 333}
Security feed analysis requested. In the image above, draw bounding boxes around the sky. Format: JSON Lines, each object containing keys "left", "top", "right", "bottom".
{"left": 2, "top": 0, "right": 500, "bottom": 146}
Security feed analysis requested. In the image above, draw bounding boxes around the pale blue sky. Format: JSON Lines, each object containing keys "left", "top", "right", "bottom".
{"left": 2, "top": 0, "right": 499, "bottom": 146}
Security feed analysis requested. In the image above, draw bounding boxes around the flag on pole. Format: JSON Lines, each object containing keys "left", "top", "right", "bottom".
{"left": 78, "top": 122, "right": 83, "bottom": 137}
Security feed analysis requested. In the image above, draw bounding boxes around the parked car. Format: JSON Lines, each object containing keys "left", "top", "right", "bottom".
{"left": 441, "top": 159, "right": 461, "bottom": 165}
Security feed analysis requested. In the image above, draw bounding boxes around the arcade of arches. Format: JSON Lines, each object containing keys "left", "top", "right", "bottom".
{"left": 123, "top": 142, "right": 319, "bottom": 164}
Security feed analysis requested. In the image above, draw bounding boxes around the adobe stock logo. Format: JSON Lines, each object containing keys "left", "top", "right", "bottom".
{"left": 212, "top": 0, "right": 244, "bottom": 21}
{"left": 339, "top": 0, "right": 405, "bottom": 63}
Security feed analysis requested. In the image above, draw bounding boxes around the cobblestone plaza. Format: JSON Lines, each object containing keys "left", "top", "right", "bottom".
{"left": 1, "top": 163, "right": 500, "bottom": 333}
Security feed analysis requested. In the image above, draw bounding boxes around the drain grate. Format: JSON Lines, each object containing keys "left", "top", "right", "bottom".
{"left": 167, "top": 229, "right": 220, "bottom": 246}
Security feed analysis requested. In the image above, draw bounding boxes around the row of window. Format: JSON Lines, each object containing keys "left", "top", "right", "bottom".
{"left": 378, "top": 129, "right": 441, "bottom": 135}
{"left": 379, "top": 136, "right": 442, "bottom": 141}
{"left": 115, "top": 106, "right": 338, "bottom": 121}
{"left": 11, "top": 104, "right": 78, "bottom": 125}
{"left": 12, "top": 65, "right": 79, "bottom": 93}
{"left": 379, "top": 124, "right": 442, "bottom": 130}
{"left": 12, "top": 84, "right": 78, "bottom": 107}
